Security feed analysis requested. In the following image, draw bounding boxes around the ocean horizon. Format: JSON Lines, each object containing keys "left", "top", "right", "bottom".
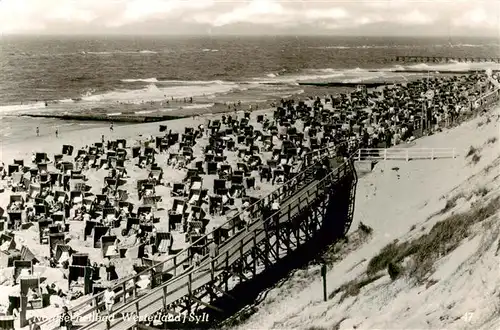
{"left": 1, "top": 35, "right": 499, "bottom": 107}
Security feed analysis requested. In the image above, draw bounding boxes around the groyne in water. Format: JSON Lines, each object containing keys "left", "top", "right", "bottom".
{"left": 389, "top": 69, "right": 494, "bottom": 74}
{"left": 298, "top": 82, "right": 389, "bottom": 88}
{"left": 16, "top": 113, "right": 180, "bottom": 123}
{"left": 393, "top": 56, "right": 500, "bottom": 63}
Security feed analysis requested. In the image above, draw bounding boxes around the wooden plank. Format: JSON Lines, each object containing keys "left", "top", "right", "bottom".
{"left": 137, "top": 325, "right": 160, "bottom": 330}
{"left": 211, "top": 283, "right": 237, "bottom": 300}
{"left": 190, "top": 296, "right": 224, "bottom": 313}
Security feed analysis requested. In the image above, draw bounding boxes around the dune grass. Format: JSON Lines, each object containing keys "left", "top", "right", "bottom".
{"left": 367, "top": 196, "right": 500, "bottom": 282}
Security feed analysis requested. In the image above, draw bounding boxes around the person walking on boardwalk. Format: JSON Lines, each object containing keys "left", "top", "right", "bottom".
{"left": 208, "top": 240, "right": 219, "bottom": 268}
{"left": 103, "top": 286, "right": 116, "bottom": 316}
{"left": 271, "top": 199, "right": 280, "bottom": 225}
{"left": 193, "top": 252, "right": 201, "bottom": 268}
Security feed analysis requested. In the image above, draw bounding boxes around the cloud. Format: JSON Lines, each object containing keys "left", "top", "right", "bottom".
{"left": 190, "top": 0, "right": 350, "bottom": 28}
{"left": 452, "top": 6, "right": 499, "bottom": 28}
{"left": 0, "top": 0, "right": 111, "bottom": 32}
{"left": 114, "top": 0, "right": 214, "bottom": 26}
{"left": 303, "top": 7, "right": 349, "bottom": 20}
{"left": 194, "top": 0, "right": 287, "bottom": 26}
{"left": 398, "top": 10, "right": 434, "bottom": 25}
{"left": 47, "top": 3, "right": 97, "bottom": 23}
{"left": 0, "top": 0, "right": 498, "bottom": 35}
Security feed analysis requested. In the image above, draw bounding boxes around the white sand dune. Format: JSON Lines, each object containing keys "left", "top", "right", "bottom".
{"left": 237, "top": 107, "right": 500, "bottom": 330}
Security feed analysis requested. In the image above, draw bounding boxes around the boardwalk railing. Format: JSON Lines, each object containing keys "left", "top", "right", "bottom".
{"left": 73, "top": 156, "right": 357, "bottom": 330}
{"left": 356, "top": 148, "right": 457, "bottom": 161}
{"left": 40, "top": 144, "right": 340, "bottom": 329}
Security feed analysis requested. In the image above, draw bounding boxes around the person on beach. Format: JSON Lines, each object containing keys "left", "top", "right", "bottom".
{"left": 36, "top": 127, "right": 39, "bottom": 137}
{"left": 110, "top": 122, "right": 114, "bottom": 132}
{"left": 103, "top": 286, "right": 116, "bottom": 316}
{"left": 59, "top": 306, "right": 72, "bottom": 330}
{"left": 29, "top": 318, "right": 41, "bottom": 330}
{"left": 55, "top": 129, "right": 59, "bottom": 138}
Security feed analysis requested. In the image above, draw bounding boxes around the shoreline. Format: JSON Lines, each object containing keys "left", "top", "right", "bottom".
{"left": 3, "top": 67, "right": 491, "bottom": 123}
{"left": 0, "top": 107, "right": 273, "bottom": 166}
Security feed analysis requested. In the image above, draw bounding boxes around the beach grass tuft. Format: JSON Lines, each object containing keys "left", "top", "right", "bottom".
{"left": 487, "top": 136, "right": 498, "bottom": 144}
{"left": 475, "top": 186, "right": 489, "bottom": 198}
{"left": 438, "top": 192, "right": 465, "bottom": 215}
{"left": 329, "top": 274, "right": 384, "bottom": 302}
{"left": 471, "top": 153, "right": 481, "bottom": 165}
{"left": 359, "top": 222, "right": 373, "bottom": 235}
{"left": 367, "top": 196, "right": 500, "bottom": 282}
{"left": 465, "top": 145, "right": 478, "bottom": 158}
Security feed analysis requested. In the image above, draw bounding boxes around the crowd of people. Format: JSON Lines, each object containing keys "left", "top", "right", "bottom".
{"left": 0, "top": 72, "right": 496, "bottom": 328}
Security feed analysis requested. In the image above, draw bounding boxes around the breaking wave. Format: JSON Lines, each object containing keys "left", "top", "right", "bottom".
{"left": 82, "top": 50, "right": 158, "bottom": 55}
{"left": 121, "top": 78, "right": 159, "bottom": 83}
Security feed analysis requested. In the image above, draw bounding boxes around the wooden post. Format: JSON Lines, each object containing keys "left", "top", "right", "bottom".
{"left": 239, "top": 240, "right": 245, "bottom": 284}
{"left": 431, "top": 148, "right": 434, "bottom": 160}
{"left": 188, "top": 273, "right": 192, "bottom": 297}
{"left": 150, "top": 269, "right": 155, "bottom": 289}
{"left": 384, "top": 149, "right": 387, "bottom": 161}
{"left": 133, "top": 275, "right": 138, "bottom": 298}
{"left": 452, "top": 148, "right": 456, "bottom": 159}
{"left": 405, "top": 149, "right": 409, "bottom": 162}
{"left": 162, "top": 286, "right": 168, "bottom": 311}
{"left": 135, "top": 301, "right": 140, "bottom": 327}
{"left": 275, "top": 209, "right": 280, "bottom": 261}
{"left": 252, "top": 231, "right": 257, "bottom": 276}
{"left": 264, "top": 225, "right": 270, "bottom": 266}
{"left": 239, "top": 239, "right": 244, "bottom": 261}
{"left": 321, "top": 263, "right": 327, "bottom": 302}
{"left": 357, "top": 149, "right": 361, "bottom": 161}
{"left": 211, "top": 259, "right": 215, "bottom": 281}
{"left": 173, "top": 256, "right": 177, "bottom": 276}
{"left": 123, "top": 282, "right": 127, "bottom": 304}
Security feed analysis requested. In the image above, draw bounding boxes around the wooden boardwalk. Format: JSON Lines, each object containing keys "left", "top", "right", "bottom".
{"left": 40, "top": 147, "right": 355, "bottom": 330}
{"left": 79, "top": 179, "right": 323, "bottom": 330}
{"left": 70, "top": 157, "right": 356, "bottom": 330}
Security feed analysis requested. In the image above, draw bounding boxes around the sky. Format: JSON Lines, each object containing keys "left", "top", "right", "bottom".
{"left": 0, "top": 0, "right": 499, "bottom": 37}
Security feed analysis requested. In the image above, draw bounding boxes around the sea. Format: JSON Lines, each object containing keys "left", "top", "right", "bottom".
{"left": 1, "top": 35, "right": 499, "bottom": 143}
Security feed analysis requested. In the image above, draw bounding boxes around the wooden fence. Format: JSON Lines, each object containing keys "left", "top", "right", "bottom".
{"left": 356, "top": 148, "right": 457, "bottom": 162}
